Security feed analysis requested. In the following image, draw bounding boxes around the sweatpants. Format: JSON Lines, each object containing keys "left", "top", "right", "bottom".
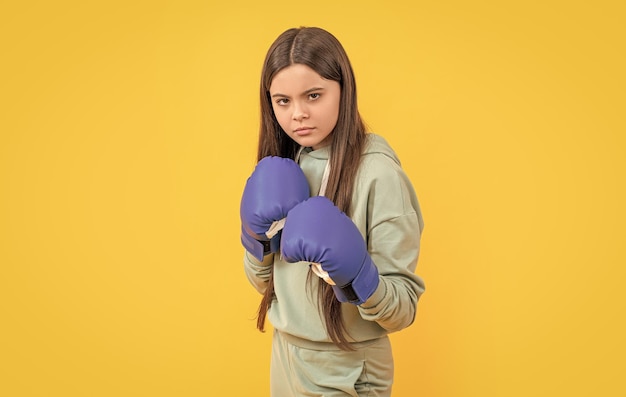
{"left": 270, "top": 330, "right": 394, "bottom": 397}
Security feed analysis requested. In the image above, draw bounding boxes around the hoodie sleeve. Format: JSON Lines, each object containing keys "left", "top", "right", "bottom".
{"left": 358, "top": 213, "right": 425, "bottom": 332}
{"left": 354, "top": 151, "right": 425, "bottom": 332}
{"left": 243, "top": 251, "right": 274, "bottom": 294}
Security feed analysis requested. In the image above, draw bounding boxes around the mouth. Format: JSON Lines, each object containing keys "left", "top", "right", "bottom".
{"left": 293, "top": 126, "right": 315, "bottom": 135}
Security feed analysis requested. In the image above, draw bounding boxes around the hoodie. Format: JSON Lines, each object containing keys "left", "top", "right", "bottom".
{"left": 243, "top": 133, "right": 425, "bottom": 347}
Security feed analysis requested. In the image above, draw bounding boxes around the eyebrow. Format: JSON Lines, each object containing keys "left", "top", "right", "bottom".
{"left": 271, "top": 87, "right": 325, "bottom": 98}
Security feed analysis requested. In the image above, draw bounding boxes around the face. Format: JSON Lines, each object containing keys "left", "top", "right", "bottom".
{"left": 269, "top": 64, "right": 341, "bottom": 150}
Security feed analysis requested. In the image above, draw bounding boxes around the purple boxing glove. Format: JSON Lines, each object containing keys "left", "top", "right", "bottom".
{"left": 280, "top": 196, "right": 380, "bottom": 305}
{"left": 240, "top": 156, "right": 310, "bottom": 261}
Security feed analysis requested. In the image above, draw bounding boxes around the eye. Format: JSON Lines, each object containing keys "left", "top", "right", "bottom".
{"left": 275, "top": 98, "right": 289, "bottom": 106}
{"left": 309, "top": 93, "right": 321, "bottom": 100}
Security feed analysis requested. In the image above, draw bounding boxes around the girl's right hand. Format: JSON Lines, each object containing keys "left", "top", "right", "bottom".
{"left": 240, "top": 156, "right": 310, "bottom": 261}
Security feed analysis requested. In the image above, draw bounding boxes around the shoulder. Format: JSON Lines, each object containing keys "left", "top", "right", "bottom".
{"left": 355, "top": 134, "right": 419, "bottom": 218}
{"left": 358, "top": 133, "right": 405, "bottom": 184}
{"left": 348, "top": 134, "right": 423, "bottom": 235}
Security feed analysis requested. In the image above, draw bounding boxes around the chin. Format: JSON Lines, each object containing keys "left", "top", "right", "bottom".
{"left": 290, "top": 136, "right": 318, "bottom": 148}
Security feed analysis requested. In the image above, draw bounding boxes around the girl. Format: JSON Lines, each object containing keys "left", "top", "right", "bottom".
{"left": 240, "top": 26, "right": 425, "bottom": 397}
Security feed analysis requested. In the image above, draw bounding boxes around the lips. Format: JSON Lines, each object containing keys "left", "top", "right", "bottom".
{"left": 294, "top": 126, "right": 314, "bottom": 135}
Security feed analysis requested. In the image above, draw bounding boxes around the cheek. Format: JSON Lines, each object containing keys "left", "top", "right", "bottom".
{"left": 325, "top": 101, "right": 341, "bottom": 127}
{"left": 272, "top": 107, "right": 290, "bottom": 130}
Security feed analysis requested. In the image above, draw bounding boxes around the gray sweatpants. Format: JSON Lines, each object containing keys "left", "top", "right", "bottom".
{"left": 270, "top": 330, "right": 394, "bottom": 396}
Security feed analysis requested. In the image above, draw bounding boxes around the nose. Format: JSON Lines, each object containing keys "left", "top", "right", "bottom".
{"left": 292, "top": 101, "right": 309, "bottom": 121}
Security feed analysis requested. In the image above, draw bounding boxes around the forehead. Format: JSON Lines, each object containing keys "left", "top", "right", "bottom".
{"left": 269, "top": 64, "right": 328, "bottom": 93}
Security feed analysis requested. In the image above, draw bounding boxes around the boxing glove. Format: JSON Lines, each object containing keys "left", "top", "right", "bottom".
{"left": 240, "top": 156, "right": 310, "bottom": 261}
{"left": 280, "top": 196, "right": 380, "bottom": 305}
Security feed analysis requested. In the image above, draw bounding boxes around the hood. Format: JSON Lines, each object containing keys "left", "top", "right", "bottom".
{"left": 362, "top": 133, "right": 401, "bottom": 165}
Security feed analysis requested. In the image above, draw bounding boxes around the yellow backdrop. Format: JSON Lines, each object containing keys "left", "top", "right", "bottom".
{"left": 1, "top": 1, "right": 624, "bottom": 396}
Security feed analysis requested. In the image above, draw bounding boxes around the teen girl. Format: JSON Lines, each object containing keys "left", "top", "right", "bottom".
{"left": 240, "top": 26, "right": 425, "bottom": 396}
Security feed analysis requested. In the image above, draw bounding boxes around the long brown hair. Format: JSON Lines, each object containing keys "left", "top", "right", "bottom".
{"left": 256, "top": 27, "right": 368, "bottom": 350}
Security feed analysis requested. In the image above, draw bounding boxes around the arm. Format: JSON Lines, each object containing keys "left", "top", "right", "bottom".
{"left": 280, "top": 196, "right": 425, "bottom": 332}
{"left": 353, "top": 153, "right": 426, "bottom": 332}
{"left": 358, "top": 213, "right": 425, "bottom": 332}
{"left": 243, "top": 251, "right": 274, "bottom": 295}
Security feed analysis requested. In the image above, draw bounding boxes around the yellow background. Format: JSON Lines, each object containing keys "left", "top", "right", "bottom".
{"left": 1, "top": 1, "right": 624, "bottom": 396}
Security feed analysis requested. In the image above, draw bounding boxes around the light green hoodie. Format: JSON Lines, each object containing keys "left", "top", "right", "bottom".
{"left": 244, "top": 133, "right": 425, "bottom": 347}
